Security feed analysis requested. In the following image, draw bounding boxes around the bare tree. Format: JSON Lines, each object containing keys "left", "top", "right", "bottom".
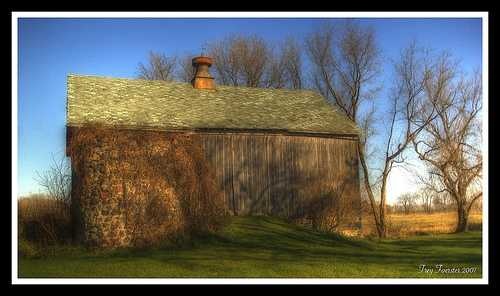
{"left": 209, "top": 35, "right": 269, "bottom": 87}
{"left": 264, "top": 47, "right": 287, "bottom": 88}
{"left": 397, "top": 193, "right": 416, "bottom": 214}
{"left": 419, "top": 188, "right": 435, "bottom": 213}
{"left": 261, "top": 37, "right": 304, "bottom": 89}
{"left": 137, "top": 51, "right": 178, "bottom": 81}
{"left": 412, "top": 54, "right": 482, "bottom": 232}
{"left": 208, "top": 34, "right": 303, "bottom": 90}
{"left": 283, "top": 38, "right": 303, "bottom": 89}
{"left": 177, "top": 53, "right": 196, "bottom": 83}
{"left": 279, "top": 37, "right": 303, "bottom": 89}
{"left": 35, "top": 154, "right": 71, "bottom": 205}
{"left": 307, "top": 21, "right": 384, "bottom": 235}
{"left": 307, "top": 22, "right": 379, "bottom": 122}
{"left": 365, "top": 43, "right": 443, "bottom": 236}
{"left": 472, "top": 196, "right": 483, "bottom": 212}
{"left": 241, "top": 36, "right": 269, "bottom": 87}
{"left": 307, "top": 23, "right": 442, "bottom": 238}
{"left": 307, "top": 22, "right": 436, "bottom": 238}
{"left": 209, "top": 37, "right": 242, "bottom": 86}
{"left": 415, "top": 168, "right": 455, "bottom": 212}
{"left": 432, "top": 194, "right": 445, "bottom": 211}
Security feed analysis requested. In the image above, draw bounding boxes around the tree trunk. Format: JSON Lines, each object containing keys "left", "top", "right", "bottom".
{"left": 357, "top": 141, "right": 385, "bottom": 238}
{"left": 455, "top": 203, "right": 469, "bottom": 233}
{"left": 378, "top": 218, "right": 387, "bottom": 238}
{"left": 379, "top": 175, "right": 388, "bottom": 238}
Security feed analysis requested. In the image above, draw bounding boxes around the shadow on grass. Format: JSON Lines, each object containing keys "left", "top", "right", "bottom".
{"left": 78, "top": 216, "right": 481, "bottom": 269}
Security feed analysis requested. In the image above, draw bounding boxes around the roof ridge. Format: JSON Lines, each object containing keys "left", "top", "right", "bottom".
{"left": 67, "top": 74, "right": 322, "bottom": 95}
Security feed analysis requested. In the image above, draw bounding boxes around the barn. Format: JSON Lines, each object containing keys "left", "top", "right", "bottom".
{"left": 66, "top": 56, "right": 362, "bottom": 248}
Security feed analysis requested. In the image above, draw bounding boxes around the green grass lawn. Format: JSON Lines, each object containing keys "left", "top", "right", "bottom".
{"left": 18, "top": 216, "right": 482, "bottom": 278}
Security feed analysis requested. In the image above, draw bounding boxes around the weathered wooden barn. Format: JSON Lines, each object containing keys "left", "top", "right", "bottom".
{"left": 66, "top": 56, "right": 362, "bottom": 248}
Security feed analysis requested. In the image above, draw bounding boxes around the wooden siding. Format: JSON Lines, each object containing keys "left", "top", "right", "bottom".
{"left": 196, "top": 133, "right": 361, "bottom": 226}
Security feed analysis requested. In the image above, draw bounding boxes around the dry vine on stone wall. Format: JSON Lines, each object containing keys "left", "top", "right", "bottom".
{"left": 68, "top": 126, "right": 228, "bottom": 248}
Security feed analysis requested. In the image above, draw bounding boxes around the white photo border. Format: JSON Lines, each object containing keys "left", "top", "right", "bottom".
{"left": 11, "top": 11, "right": 489, "bottom": 285}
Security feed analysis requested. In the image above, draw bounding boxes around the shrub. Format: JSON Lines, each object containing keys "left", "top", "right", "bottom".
{"left": 288, "top": 178, "right": 356, "bottom": 233}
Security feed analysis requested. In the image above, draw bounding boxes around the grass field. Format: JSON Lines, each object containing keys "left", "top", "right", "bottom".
{"left": 361, "top": 210, "right": 482, "bottom": 237}
{"left": 19, "top": 216, "right": 482, "bottom": 278}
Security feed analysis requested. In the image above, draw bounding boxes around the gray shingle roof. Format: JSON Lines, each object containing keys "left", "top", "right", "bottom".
{"left": 66, "top": 75, "right": 359, "bottom": 136}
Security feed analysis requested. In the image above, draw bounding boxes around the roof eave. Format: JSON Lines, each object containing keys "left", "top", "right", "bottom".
{"left": 66, "top": 123, "right": 360, "bottom": 139}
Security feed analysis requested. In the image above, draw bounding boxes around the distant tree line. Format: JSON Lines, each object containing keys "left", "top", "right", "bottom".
{"left": 392, "top": 190, "right": 482, "bottom": 215}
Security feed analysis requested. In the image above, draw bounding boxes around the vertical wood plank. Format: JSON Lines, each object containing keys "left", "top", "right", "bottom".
{"left": 198, "top": 133, "right": 360, "bottom": 227}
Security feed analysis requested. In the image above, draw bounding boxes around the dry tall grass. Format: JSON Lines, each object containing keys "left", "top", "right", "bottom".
{"left": 18, "top": 196, "right": 71, "bottom": 246}
{"left": 19, "top": 196, "right": 68, "bottom": 220}
{"left": 361, "top": 210, "right": 482, "bottom": 238}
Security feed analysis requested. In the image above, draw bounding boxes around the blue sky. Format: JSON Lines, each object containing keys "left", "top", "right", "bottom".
{"left": 17, "top": 17, "right": 483, "bottom": 201}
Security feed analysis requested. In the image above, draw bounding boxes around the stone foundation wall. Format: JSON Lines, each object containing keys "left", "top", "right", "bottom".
{"left": 68, "top": 127, "right": 227, "bottom": 248}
